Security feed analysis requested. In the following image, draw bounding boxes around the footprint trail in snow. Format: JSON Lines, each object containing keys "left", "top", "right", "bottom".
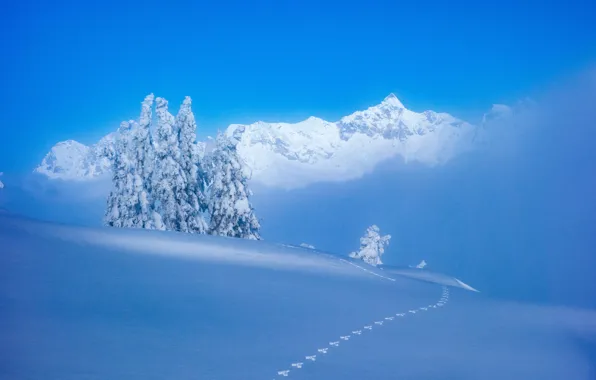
{"left": 273, "top": 285, "right": 450, "bottom": 378}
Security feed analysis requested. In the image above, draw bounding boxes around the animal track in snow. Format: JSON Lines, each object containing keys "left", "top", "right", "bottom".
{"left": 272, "top": 285, "right": 450, "bottom": 378}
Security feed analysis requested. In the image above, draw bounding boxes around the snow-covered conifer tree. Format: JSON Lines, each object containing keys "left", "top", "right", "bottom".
{"left": 176, "top": 96, "right": 208, "bottom": 233}
{"left": 129, "top": 94, "right": 162, "bottom": 230}
{"left": 207, "top": 132, "right": 261, "bottom": 240}
{"left": 122, "top": 94, "right": 164, "bottom": 230}
{"left": 104, "top": 121, "right": 135, "bottom": 227}
{"left": 0, "top": 172, "right": 4, "bottom": 189}
{"left": 151, "top": 97, "right": 189, "bottom": 232}
{"left": 105, "top": 94, "right": 164, "bottom": 230}
{"left": 349, "top": 225, "right": 391, "bottom": 266}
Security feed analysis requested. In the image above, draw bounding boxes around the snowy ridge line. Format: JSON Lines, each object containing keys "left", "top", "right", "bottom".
{"left": 6, "top": 216, "right": 375, "bottom": 279}
{"left": 339, "top": 258, "right": 396, "bottom": 282}
{"left": 272, "top": 285, "right": 450, "bottom": 378}
{"left": 5, "top": 215, "right": 414, "bottom": 284}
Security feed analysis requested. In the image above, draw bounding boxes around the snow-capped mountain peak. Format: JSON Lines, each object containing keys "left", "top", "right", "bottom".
{"left": 36, "top": 140, "right": 90, "bottom": 179}
{"left": 35, "top": 136, "right": 114, "bottom": 181}
{"left": 381, "top": 93, "right": 405, "bottom": 109}
{"left": 337, "top": 94, "right": 469, "bottom": 142}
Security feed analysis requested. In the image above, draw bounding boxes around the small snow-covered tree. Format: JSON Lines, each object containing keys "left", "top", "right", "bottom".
{"left": 207, "top": 132, "right": 261, "bottom": 240}
{"left": 0, "top": 172, "right": 4, "bottom": 189}
{"left": 104, "top": 121, "right": 135, "bottom": 227}
{"left": 151, "top": 97, "right": 189, "bottom": 232}
{"left": 176, "top": 96, "right": 208, "bottom": 233}
{"left": 349, "top": 225, "right": 391, "bottom": 266}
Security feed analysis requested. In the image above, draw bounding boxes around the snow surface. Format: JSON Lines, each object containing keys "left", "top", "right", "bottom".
{"left": 380, "top": 266, "right": 480, "bottom": 292}
{"left": 34, "top": 95, "right": 476, "bottom": 188}
{"left": 1, "top": 213, "right": 595, "bottom": 380}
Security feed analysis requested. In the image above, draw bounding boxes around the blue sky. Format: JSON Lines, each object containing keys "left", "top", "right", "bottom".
{"left": 1, "top": 0, "right": 594, "bottom": 173}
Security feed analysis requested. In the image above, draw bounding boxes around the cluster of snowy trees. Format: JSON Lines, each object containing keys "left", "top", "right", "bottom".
{"left": 104, "top": 94, "right": 260, "bottom": 240}
{"left": 349, "top": 225, "right": 391, "bottom": 266}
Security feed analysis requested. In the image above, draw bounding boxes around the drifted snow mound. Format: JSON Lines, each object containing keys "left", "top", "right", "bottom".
{"left": 35, "top": 94, "right": 478, "bottom": 188}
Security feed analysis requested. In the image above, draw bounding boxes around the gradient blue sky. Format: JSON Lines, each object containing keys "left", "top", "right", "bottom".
{"left": 1, "top": 0, "right": 594, "bottom": 173}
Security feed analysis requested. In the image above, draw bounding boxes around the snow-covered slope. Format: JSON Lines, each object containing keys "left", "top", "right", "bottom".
{"left": 35, "top": 95, "right": 476, "bottom": 187}
{"left": 1, "top": 213, "right": 593, "bottom": 380}
{"left": 35, "top": 133, "right": 116, "bottom": 180}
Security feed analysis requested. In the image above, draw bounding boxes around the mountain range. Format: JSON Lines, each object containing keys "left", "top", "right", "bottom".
{"left": 35, "top": 94, "right": 505, "bottom": 188}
